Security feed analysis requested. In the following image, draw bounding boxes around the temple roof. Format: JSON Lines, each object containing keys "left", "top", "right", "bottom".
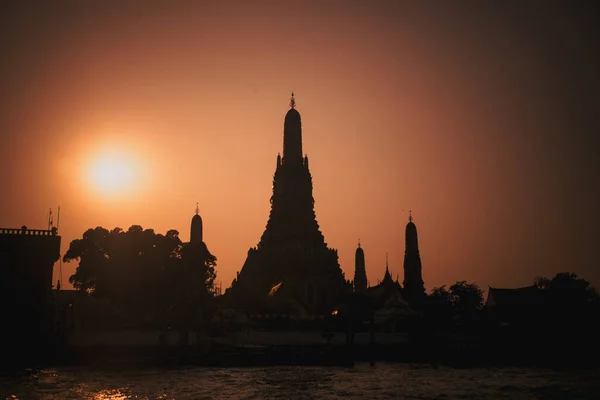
{"left": 486, "top": 285, "right": 543, "bottom": 307}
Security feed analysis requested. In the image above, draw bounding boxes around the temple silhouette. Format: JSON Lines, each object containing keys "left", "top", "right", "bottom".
{"left": 226, "top": 94, "right": 350, "bottom": 314}
{"left": 224, "top": 94, "right": 428, "bottom": 317}
{"left": 345, "top": 212, "right": 425, "bottom": 327}
{"left": 403, "top": 211, "right": 425, "bottom": 308}
{"left": 7, "top": 94, "right": 597, "bottom": 371}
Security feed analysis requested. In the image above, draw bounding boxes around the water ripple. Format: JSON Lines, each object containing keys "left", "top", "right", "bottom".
{"left": 2, "top": 364, "right": 599, "bottom": 399}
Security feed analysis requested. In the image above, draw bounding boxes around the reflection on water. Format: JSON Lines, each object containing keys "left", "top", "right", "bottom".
{"left": 2, "top": 363, "right": 599, "bottom": 399}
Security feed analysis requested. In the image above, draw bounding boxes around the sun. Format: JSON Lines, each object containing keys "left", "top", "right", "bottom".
{"left": 87, "top": 152, "right": 138, "bottom": 196}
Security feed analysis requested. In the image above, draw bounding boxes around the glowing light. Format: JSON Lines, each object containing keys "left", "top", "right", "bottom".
{"left": 92, "top": 389, "right": 129, "bottom": 400}
{"left": 86, "top": 150, "right": 141, "bottom": 197}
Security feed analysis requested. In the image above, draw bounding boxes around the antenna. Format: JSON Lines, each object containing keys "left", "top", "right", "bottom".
{"left": 58, "top": 205, "right": 62, "bottom": 284}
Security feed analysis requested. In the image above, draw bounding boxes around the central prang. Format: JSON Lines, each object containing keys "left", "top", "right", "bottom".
{"left": 226, "top": 94, "right": 350, "bottom": 315}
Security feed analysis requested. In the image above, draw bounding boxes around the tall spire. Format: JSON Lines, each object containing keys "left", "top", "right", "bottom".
{"left": 383, "top": 252, "right": 392, "bottom": 283}
{"left": 354, "top": 239, "right": 367, "bottom": 292}
{"left": 289, "top": 92, "right": 296, "bottom": 109}
{"left": 404, "top": 211, "right": 425, "bottom": 308}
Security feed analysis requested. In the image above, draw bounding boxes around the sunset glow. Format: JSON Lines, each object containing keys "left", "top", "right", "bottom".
{"left": 2, "top": 1, "right": 599, "bottom": 293}
{"left": 87, "top": 152, "right": 138, "bottom": 197}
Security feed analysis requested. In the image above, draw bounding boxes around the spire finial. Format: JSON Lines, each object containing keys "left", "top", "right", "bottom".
{"left": 195, "top": 202, "right": 199, "bottom": 215}
{"left": 358, "top": 239, "right": 361, "bottom": 248}
{"left": 289, "top": 92, "right": 296, "bottom": 109}
{"left": 386, "top": 252, "right": 389, "bottom": 271}
{"left": 409, "top": 209, "right": 413, "bottom": 223}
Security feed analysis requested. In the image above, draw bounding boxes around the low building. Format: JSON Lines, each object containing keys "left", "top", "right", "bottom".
{"left": 485, "top": 285, "right": 544, "bottom": 326}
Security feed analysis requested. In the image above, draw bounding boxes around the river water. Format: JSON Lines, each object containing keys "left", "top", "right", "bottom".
{"left": 2, "top": 363, "right": 599, "bottom": 399}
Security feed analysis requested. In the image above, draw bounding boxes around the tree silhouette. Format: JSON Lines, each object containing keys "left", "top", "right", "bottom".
{"left": 534, "top": 272, "right": 599, "bottom": 324}
{"left": 426, "top": 281, "right": 484, "bottom": 325}
{"left": 534, "top": 272, "right": 597, "bottom": 304}
{"left": 426, "top": 285, "right": 454, "bottom": 326}
{"left": 64, "top": 225, "right": 217, "bottom": 325}
{"left": 450, "top": 280, "right": 484, "bottom": 320}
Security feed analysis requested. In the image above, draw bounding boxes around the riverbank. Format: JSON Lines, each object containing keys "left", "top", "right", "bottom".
{"left": 44, "top": 339, "right": 599, "bottom": 370}
{"left": 4, "top": 327, "right": 599, "bottom": 374}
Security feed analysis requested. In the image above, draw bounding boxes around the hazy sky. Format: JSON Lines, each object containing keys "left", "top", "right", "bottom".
{"left": 2, "top": 1, "right": 599, "bottom": 291}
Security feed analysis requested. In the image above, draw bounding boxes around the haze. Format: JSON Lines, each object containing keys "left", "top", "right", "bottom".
{"left": 1, "top": 1, "right": 599, "bottom": 291}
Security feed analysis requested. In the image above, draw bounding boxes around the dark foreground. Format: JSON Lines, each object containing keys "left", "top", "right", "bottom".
{"left": 2, "top": 363, "right": 600, "bottom": 400}
{"left": 4, "top": 331, "right": 599, "bottom": 373}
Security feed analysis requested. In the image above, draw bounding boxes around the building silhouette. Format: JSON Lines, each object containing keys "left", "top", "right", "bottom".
{"left": 403, "top": 211, "right": 425, "bottom": 307}
{"left": 353, "top": 240, "right": 367, "bottom": 292}
{"left": 227, "top": 94, "right": 349, "bottom": 314}
{"left": 0, "top": 225, "right": 61, "bottom": 368}
{"left": 347, "top": 212, "right": 426, "bottom": 317}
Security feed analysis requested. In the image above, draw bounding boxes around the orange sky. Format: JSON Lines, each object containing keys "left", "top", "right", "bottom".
{"left": 2, "top": 1, "right": 599, "bottom": 292}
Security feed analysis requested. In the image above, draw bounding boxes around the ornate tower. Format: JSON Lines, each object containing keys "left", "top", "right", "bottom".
{"left": 403, "top": 211, "right": 425, "bottom": 306}
{"left": 230, "top": 94, "right": 348, "bottom": 313}
{"left": 190, "top": 203, "right": 203, "bottom": 244}
{"left": 354, "top": 240, "right": 367, "bottom": 292}
{"left": 382, "top": 252, "right": 393, "bottom": 284}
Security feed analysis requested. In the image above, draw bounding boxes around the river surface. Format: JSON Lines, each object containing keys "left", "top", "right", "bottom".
{"left": 2, "top": 363, "right": 599, "bottom": 399}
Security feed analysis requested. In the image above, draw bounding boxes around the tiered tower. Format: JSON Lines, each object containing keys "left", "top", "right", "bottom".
{"left": 229, "top": 94, "right": 348, "bottom": 312}
{"left": 353, "top": 240, "right": 367, "bottom": 291}
{"left": 403, "top": 211, "right": 425, "bottom": 307}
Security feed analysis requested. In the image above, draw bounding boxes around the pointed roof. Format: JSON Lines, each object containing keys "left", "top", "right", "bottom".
{"left": 383, "top": 253, "right": 392, "bottom": 283}
{"left": 285, "top": 93, "right": 301, "bottom": 119}
{"left": 190, "top": 203, "right": 203, "bottom": 243}
{"left": 486, "top": 285, "right": 543, "bottom": 307}
{"left": 356, "top": 239, "right": 364, "bottom": 256}
{"left": 407, "top": 209, "right": 416, "bottom": 228}
{"left": 192, "top": 203, "right": 202, "bottom": 222}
